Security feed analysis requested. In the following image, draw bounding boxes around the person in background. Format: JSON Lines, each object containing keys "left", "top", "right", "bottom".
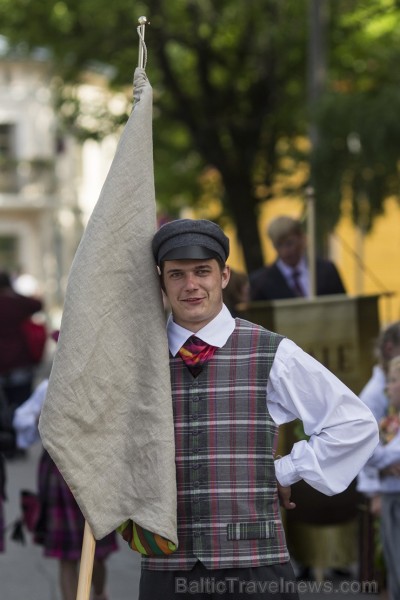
{"left": 249, "top": 216, "right": 346, "bottom": 301}
{"left": 222, "top": 269, "right": 249, "bottom": 317}
{"left": 13, "top": 359, "right": 118, "bottom": 600}
{"left": 0, "top": 443, "right": 6, "bottom": 554}
{"left": 357, "top": 322, "right": 400, "bottom": 596}
{"left": 360, "top": 321, "right": 400, "bottom": 422}
{"left": 0, "top": 456, "right": 4, "bottom": 554}
{"left": 12, "top": 267, "right": 41, "bottom": 298}
{"left": 358, "top": 356, "right": 400, "bottom": 600}
{"left": 136, "top": 218, "right": 378, "bottom": 600}
{"left": 0, "top": 270, "right": 43, "bottom": 415}
{"left": 0, "top": 385, "right": 18, "bottom": 552}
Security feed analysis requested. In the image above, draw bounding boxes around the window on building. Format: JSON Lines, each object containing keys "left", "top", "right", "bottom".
{"left": 0, "top": 235, "right": 18, "bottom": 269}
{"left": 0, "top": 123, "right": 16, "bottom": 158}
{"left": 0, "top": 124, "right": 17, "bottom": 192}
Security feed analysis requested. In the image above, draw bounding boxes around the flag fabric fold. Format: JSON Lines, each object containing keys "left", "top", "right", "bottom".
{"left": 39, "top": 68, "right": 177, "bottom": 546}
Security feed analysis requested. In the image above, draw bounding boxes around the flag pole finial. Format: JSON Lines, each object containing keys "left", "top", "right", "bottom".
{"left": 137, "top": 16, "right": 149, "bottom": 69}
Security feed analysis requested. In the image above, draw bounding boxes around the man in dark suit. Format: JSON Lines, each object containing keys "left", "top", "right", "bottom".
{"left": 250, "top": 216, "right": 346, "bottom": 301}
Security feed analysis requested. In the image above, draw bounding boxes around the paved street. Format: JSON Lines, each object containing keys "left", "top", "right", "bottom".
{"left": 1, "top": 443, "right": 381, "bottom": 599}
{"left": 1, "top": 443, "right": 141, "bottom": 600}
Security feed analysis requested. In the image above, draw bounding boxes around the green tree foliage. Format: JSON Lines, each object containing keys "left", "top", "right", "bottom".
{"left": 147, "top": 1, "right": 310, "bottom": 270}
{"left": 1, "top": 0, "right": 311, "bottom": 270}
{"left": 2, "top": 0, "right": 400, "bottom": 269}
{"left": 312, "top": 0, "right": 400, "bottom": 241}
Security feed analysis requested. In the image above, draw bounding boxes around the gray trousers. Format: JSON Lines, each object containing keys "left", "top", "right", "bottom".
{"left": 381, "top": 493, "right": 400, "bottom": 600}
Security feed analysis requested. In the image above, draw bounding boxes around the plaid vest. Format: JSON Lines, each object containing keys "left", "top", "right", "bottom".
{"left": 143, "top": 318, "right": 289, "bottom": 571}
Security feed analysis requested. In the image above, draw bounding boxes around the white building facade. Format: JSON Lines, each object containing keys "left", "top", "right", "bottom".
{"left": 0, "top": 51, "right": 117, "bottom": 322}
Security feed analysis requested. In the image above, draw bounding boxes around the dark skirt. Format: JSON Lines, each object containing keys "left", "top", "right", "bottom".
{"left": 0, "top": 496, "right": 4, "bottom": 552}
{"left": 37, "top": 450, "right": 118, "bottom": 560}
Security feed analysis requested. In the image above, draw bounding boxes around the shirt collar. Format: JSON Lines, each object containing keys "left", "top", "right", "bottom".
{"left": 167, "top": 304, "right": 236, "bottom": 356}
{"left": 277, "top": 255, "right": 308, "bottom": 278}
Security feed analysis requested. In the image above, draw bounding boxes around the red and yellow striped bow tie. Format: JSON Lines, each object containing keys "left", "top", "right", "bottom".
{"left": 178, "top": 335, "right": 218, "bottom": 377}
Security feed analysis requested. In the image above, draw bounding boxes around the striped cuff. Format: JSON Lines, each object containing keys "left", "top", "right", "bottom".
{"left": 274, "top": 454, "right": 301, "bottom": 487}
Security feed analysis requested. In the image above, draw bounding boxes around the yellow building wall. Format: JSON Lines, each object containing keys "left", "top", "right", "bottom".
{"left": 335, "top": 196, "right": 400, "bottom": 327}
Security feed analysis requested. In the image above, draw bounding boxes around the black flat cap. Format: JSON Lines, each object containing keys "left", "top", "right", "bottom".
{"left": 152, "top": 219, "right": 230, "bottom": 266}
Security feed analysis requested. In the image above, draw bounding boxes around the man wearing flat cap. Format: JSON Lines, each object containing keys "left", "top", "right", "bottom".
{"left": 138, "top": 218, "right": 378, "bottom": 599}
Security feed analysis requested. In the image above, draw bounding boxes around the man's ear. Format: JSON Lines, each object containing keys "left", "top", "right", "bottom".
{"left": 158, "top": 268, "right": 166, "bottom": 293}
{"left": 221, "top": 265, "right": 231, "bottom": 290}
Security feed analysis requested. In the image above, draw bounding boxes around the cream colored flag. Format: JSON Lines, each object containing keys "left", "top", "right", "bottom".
{"left": 39, "top": 68, "right": 177, "bottom": 545}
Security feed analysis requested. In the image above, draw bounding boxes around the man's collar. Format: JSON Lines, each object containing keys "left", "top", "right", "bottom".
{"left": 277, "top": 256, "right": 307, "bottom": 277}
{"left": 167, "top": 304, "right": 235, "bottom": 356}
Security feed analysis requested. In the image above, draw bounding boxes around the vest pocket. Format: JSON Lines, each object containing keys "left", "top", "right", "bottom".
{"left": 227, "top": 521, "right": 275, "bottom": 541}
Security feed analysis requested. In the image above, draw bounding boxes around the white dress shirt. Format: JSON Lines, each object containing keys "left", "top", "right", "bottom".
{"left": 359, "top": 364, "right": 388, "bottom": 421}
{"left": 167, "top": 304, "right": 378, "bottom": 496}
{"left": 357, "top": 366, "right": 400, "bottom": 495}
{"left": 357, "top": 431, "right": 400, "bottom": 495}
{"left": 13, "top": 378, "right": 48, "bottom": 448}
{"left": 277, "top": 256, "right": 309, "bottom": 297}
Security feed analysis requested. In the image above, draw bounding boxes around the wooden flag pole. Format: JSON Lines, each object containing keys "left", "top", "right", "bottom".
{"left": 75, "top": 17, "right": 149, "bottom": 600}
{"left": 76, "top": 521, "right": 96, "bottom": 600}
{"left": 305, "top": 185, "right": 317, "bottom": 299}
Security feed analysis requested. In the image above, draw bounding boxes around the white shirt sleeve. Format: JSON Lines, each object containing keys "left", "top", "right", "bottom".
{"left": 366, "top": 433, "right": 400, "bottom": 470}
{"left": 268, "top": 338, "right": 379, "bottom": 495}
{"left": 359, "top": 365, "right": 388, "bottom": 422}
{"left": 13, "top": 379, "right": 48, "bottom": 449}
{"left": 357, "top": 465, "right": 382, "bottom": 496}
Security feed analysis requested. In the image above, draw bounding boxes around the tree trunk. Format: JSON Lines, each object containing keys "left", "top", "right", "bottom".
{"left": 223, "top": 177, "right": 265, "bottom": 273}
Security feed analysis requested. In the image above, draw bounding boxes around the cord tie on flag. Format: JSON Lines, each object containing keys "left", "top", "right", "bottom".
{"left": 136, "top": 24, "right": 148, "bottom": 69}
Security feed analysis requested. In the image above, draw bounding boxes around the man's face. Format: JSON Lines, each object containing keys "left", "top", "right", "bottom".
{"left": 274, "top": 232, "right": 306, "bottom": 268}
{"left": 162, "top": 258, "right": 230, "bottom": 332}
{"left": 382, "top": 341, "right": 400, "bottom": 373}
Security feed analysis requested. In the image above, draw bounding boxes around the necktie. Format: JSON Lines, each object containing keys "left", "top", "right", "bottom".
{"left": 178, "top": 335, "right": 218, "bottom": 377}
{"left": 291, "top": 269, "right": 305, "bottom": 297}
